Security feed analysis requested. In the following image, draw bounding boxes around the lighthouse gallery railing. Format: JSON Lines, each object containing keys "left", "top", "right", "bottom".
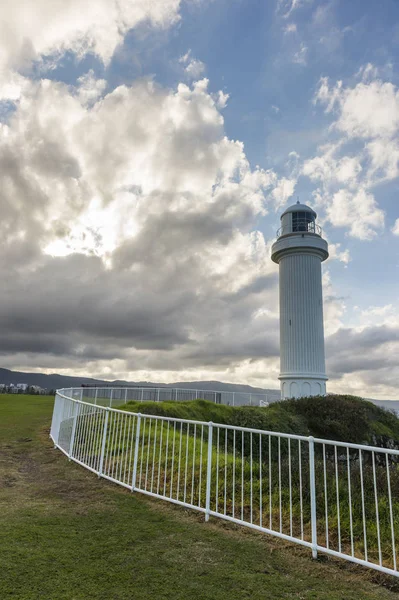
{"left": 51, "top": 388, "right": 399, "bottom": 578}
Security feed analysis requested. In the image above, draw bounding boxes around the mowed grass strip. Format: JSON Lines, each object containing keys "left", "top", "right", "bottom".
{"left": 0, "top": 395, "right": 398, "bottom": 600}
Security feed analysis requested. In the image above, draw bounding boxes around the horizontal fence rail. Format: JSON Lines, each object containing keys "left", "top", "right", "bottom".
{"left": 50, "top": 388, "right": 399, "bottom": 578}
{"left": 69, "top": 386, "right": 268, "bottom": 407}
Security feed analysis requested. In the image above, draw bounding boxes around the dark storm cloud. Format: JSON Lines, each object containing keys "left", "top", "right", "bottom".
{"left": 327, "top": 325, "right": 399, "bottom": 371}
{"left": 0, "top": 333, "right": 73, "bottom": 356}
{"left": 225, "top": 274, "right": 279, "bottom": 302}
{"left": 0, "top": 253, "right": 193, "bottom": 350}
{"left": 1, "top": 70, "right": 396, "bottom": 398}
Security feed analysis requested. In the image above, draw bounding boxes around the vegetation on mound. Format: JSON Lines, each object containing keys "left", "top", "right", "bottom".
{"left": 119, "top": 395, "right": 399, "bottom": 568}
{"left": 2, "top": 394, "right": 398, "bottom": 599}
{"left": 123, "top": 394, "right": 399, "bottom": 446}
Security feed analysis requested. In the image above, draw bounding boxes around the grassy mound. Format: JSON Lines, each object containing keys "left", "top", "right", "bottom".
{"left": 123, "top": 395, "right": 399, "bottom": 446}
{"left": 119, "top": 395, "right": 399, "bottom": 568}
{"left": 2, "top": 395, "right": 399, "bottom": 599}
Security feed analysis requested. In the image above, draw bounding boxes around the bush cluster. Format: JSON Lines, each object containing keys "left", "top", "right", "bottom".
{"left": 123, "top": 394, "right": 399, "bottom": 446}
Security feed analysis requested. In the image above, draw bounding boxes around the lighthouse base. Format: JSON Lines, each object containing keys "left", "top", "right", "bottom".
{"left": 279, "top": 375, "right": 327, "bottom": 400}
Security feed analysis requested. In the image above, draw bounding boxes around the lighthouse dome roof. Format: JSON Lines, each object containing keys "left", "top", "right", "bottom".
{"left": 281, "top": 201, "right": 317, "bottom": 219}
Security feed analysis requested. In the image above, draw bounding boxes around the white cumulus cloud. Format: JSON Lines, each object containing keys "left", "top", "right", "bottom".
{"left": 302, "top": 68, "right": 399, "bottom": 239}
{"left": 0, "top": 0, "right": 189, "bottom": 100}
{"left": 0, "top": 74, "right": 293, "bottom": 388}
{"left": 179, "top": 50, "right": 206, "bottom": 80}
{"left": 316, "top": 77, "right": 399, "bottom": 139}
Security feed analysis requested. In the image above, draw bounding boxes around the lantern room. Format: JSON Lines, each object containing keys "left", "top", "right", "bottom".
{"left": 278, "top": 201, "right": 320, "bottom": 237}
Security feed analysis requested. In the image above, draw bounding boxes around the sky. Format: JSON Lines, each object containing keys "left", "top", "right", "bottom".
{"left": 0, "top": 0, "right": 398, "bottom": 399}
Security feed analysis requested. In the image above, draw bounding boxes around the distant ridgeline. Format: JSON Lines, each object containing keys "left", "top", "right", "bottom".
{"left": 0, "top": 368, "right": 281, "bottom": 402}
{"left": 1, "top": 366, "right": 398, "bottom": 417}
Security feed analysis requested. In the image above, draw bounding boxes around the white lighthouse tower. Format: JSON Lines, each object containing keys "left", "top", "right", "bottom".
{"left": 271, "top": 201, "right": 329, "bottom": 399}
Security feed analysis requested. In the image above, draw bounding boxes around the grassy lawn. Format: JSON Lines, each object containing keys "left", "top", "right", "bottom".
{"left": 1, "top": 395, "right": 398, "bottom": 599}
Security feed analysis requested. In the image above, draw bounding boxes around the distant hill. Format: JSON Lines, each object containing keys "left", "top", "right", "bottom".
{"left": 0, "top": 368, "right": 281, "bottom": 400}
{"left": 0, "top": 368, "right": 105, "bottom": 391}
{"left": 370, "top": 399, "right": 399, "bottom": 413}
{"left": 0, "top": 367, "right": 396, "bottom": 409}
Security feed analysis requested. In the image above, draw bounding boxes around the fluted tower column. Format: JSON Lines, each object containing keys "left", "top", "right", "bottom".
{"left": 271, "top": 201, "right": 329, "bottom": 399}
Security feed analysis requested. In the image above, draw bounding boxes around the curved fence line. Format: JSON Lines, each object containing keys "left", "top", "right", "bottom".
{"left": 51, "top": 388, "right": 399, "bottom": 578}
{"left": 68, "top": 386, "right": 268, "bottom": 407}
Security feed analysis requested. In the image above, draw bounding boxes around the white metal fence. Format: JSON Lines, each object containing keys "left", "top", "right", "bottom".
{"left": 71, "top": 386, "right": 268, "bottom": 407}
{"left": 51, "top": 388, "right": 399, "bottom": 578}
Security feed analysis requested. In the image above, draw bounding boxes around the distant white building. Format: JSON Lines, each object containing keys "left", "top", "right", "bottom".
{"left": 31, "top": 385, "right": 47, "bottom": 394}
{"left": 17, "top": 383, "right": 28, "bottom": 392}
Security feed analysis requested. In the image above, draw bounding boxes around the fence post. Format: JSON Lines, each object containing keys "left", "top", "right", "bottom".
{"left": 232, "top": 392, "right": 235, "bottom": 407}
{"left": 125, "top": 388, "right": 128, "bottom": 404}
{"left": 131, "top": 414, "right": 142, "bottom": 492}
{"left": 51, "top": 394, "right": 58, "bottom": 441}
{"left": 94, "top": 388, "right": 98, "bottom": 406}
{"left": 157, "top": 388, "right": 160, "bottom": 403}
{"left": 52, "top": 394, "right": 61, "bottom": 446}
{"left": 69, "top": 402, "right": 79, "bottom": 460}
{"left": 54, "top": 395, "right": 61, "bottom": 447}
{"left": 98, "top": 410, "right": 109, "bottom": 478}
{"left": 109, "top": 389, "right": 113, "bottom": 408}
{"left": 309, "top": 436, "right": 318, "bottom": 559}
{"left": 205, "top": 422, "right": 213, "bottom": 522}
{"left": 80, "top": 387, "right": 83, "bottom": 401}
{"left": 141, "top": 388, "right": 144, "bottom": 402}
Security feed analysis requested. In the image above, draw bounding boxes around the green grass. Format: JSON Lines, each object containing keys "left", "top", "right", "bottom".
{"left": 1, "top": 394, "right": 399, "bottom": 599}
{"left": 97, "top": 407, "right": 399, "bottom": 568}
{"left": 120, "top": 395, "right": 399, "bottom": 445}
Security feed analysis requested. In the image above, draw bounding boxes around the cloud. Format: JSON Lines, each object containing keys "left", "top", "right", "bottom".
{"left": 1, "top": 65, "right": 395, "bottom": 397}
{"left": 321, "top": 269, "right": 346, "bottom": 337}
{"left": 315, "top": 77, "right": 399, "bottom": 139}
{"left": 327, "top": 325, "right": 399, "bottom": 375}
{"left": 393, "top": 219, "right": 399, "bottom": 235}
{"left": 303, "top": 144, "right": 362, "bottom": 189}
{"left": 216, "top": 90, "right": 229, "bottom": 109}
{"left": 179, "top": 49, "right": 206, "bottom": 80}
{"left": 326, "top": 314, "right": 399, "bottom": 400}
{"left": 366, "top": 139, "right": 399, "bottom": 184}
{"left": 283, "top": 23, "right": 297, "bottom": 34}
{"left": 296, "top": 67, "right": 399, "bottom": 398}
{"left": 277, "top": 0, "right": 313, "bottom": 19}
{"left": 356, "top": 63, "right": 380, "bottom": 82}
{"left": 0, "top": 75, "right": 292, "bottom": 388}
{"left": 358, "top": 304, "right": 398, "bottom": 329}
{"left": 328, "top": 243, "right": 350, "bottom": 265}
{"left": 292, "top": 43, "right": 308, "bottom": 65}
{"left": 324, "top": 302, "right": 399, "bottom": 399}
{"left": 325, "top": 188, "right": 384, "bottom": 240}
{"left": 0, "top": 0, "right": 396, "bottom": 401}
{"left": 76, "top": 70, "right": 107, "bottom": 107}
{"left": 270, "top": 177, "right": 296, "bottom": 208}
{"left": 302, "top": 69, "right": 399, "bottom": 239}
{"left": 0, "top": 0, "right": 188, "bottom": 100}
{"left": 303, "top": 145, "right": 384, "bottom": 240}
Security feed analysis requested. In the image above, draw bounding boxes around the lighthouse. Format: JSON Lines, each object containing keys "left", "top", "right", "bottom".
{"left": 271, "top": 201, "right": 329, "bottom": 400}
